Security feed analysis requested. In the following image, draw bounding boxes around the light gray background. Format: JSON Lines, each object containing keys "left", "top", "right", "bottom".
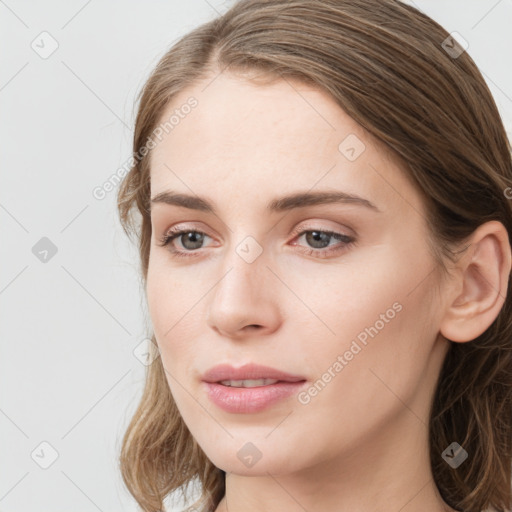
{"left": 1, "top": 1, "right": 511, "bottom": 511}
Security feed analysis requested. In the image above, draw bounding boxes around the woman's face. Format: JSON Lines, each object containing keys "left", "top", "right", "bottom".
{"left": 146, "top": 72, "right": 451, "bottom": 476}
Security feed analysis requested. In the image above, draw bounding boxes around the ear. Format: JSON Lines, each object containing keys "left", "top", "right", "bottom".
{"left": 439, "top": 220, "right": 512, "bottom": 343}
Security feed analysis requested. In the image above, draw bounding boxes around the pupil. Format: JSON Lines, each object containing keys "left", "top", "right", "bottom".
{"left": 184, "top": 232, "right": 204, "bottom": 249}
{"left": 307, "top": 231, "right": 329, "bottom": 249}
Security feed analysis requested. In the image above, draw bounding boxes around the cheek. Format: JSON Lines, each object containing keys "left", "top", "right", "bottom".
{"left": 290, "top": 246, "right": 436, "bottom": 379}
{"left": 146, "top": 260, "right": 193, "bottom": 361}
{"left": 284, "top": 253, "right": 404, "bottom": 341}
{"left": 301, "top": 258, "right": 437, "bottom": 413}
{"left": 147, "top": 250, "right": 193, "bottom": 329}
{"left": 146, "top": 274, "right": 200, "bottom": 411}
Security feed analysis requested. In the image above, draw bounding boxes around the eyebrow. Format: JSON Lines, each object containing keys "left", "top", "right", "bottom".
{"left": 150, "top": 190, "right": 381, "bottom": 214}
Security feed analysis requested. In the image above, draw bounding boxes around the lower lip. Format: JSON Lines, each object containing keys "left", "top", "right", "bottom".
{"left": 204, "top": 381, "right": 307, "bottom": 413}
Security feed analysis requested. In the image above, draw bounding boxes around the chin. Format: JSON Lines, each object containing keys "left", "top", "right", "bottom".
{"left": 202, "top": 442, "right": 304, "bottom": 477}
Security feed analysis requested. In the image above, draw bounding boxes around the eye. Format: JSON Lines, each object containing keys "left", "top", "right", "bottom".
{"left": 157, "top": 225, "right": 356, "bottom": 259}
{"left": 289, "top": 226, "right": 355, "bottom": 259}
{"left": 157, "top": 228, "right": 213, "bottom": 259}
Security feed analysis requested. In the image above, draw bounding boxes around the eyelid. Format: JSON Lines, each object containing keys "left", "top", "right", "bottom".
{"left": 288, "top": 220, "right": 355, "bottom": 240}
{"left": 161, "top": 222, "right": 212, "bottom": 238}
{"left": 161, "top": 224, "right": 216, "bottom": 247}
{"left": 163, "top": 219, "right": 354, "bottom": 238}
{"left": 158, "top": 220, "right": 356, "bottom": 260}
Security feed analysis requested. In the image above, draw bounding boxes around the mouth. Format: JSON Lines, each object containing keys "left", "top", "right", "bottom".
{"left": 217, "top": 378, "right": 295, "bottom": 387}
{"left": 201, "top": 364, "right": 307, "bottom": 413}
{"left": 201, "top": 363, "right": 306, "bottom": 384}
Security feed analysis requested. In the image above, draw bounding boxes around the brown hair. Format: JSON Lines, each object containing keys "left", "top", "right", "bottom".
{"left": 116, "top": 1, "right": 512, "bottom": 511}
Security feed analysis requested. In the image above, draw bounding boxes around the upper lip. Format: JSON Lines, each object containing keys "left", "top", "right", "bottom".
{"left": 202, "top": 363, "right": 306, "bottom": 383}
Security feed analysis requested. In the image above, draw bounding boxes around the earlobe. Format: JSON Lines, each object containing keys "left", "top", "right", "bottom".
{"left": 439, "top": 220, "right": 512, "bottom": 343}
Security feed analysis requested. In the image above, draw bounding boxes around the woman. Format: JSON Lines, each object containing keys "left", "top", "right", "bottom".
{"left": 116, "top": 1, "right": 512, "bottom": 511}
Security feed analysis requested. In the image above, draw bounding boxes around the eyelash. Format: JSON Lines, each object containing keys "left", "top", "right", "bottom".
{"left": 157, "top": 225, "right": 356, "bottom": 260}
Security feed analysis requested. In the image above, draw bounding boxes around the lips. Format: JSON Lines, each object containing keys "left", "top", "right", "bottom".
{"left": 201, "top": 363, "right": 306, "bottom": 384}
{"left": 201, "top": 363, "right": 307, "bottom": 413}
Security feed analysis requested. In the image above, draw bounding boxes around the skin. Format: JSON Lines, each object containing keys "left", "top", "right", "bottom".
{"left": 146, "top": 70, "right": 511, "bottom": 512}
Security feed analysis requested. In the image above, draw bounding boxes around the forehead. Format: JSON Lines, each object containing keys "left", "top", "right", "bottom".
{"left": 150, "top": 72, "right": 365, "bottom": 169}
{"left": 148, "top": 72, "right": 420, "bottom": 217}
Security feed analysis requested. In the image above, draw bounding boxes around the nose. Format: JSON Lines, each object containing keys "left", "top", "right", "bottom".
{"left": 206, "top": 252, "right": 281, "bottom": 339}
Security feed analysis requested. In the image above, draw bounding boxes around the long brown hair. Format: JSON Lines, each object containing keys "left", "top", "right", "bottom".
{"left": 116, "top": 1, "right": 512, "bottom": 511}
